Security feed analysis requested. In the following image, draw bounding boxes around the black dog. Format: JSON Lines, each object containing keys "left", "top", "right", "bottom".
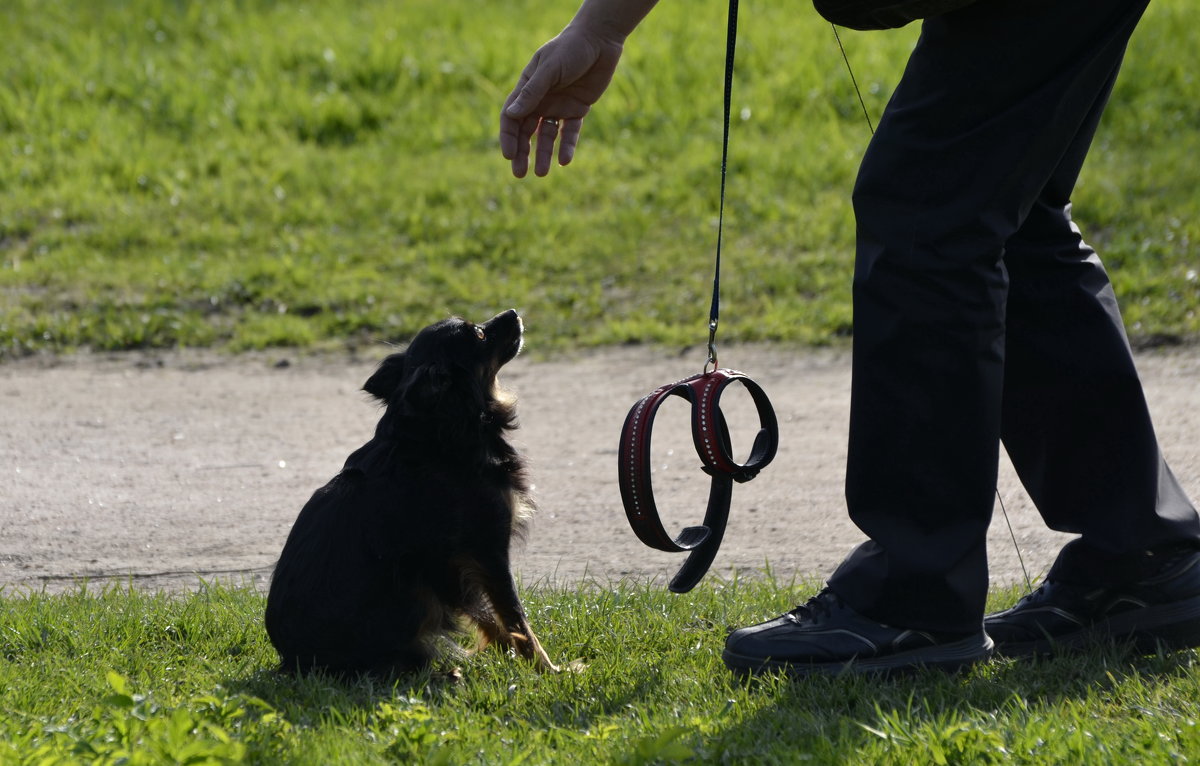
{"left": 265, "top": 310, "right": 560, "bottom": 676}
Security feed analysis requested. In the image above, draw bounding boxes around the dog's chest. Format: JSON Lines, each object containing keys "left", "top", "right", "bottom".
{"left": 412, "top": 463, "right": 525, "bottom": 510}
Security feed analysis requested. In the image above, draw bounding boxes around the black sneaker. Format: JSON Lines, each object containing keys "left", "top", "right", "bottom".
{"left": 985, "top": 548, "right": 1200, "bottom": 657}
{"left": 722, "top": 589, "right": 994, "bottom": 677}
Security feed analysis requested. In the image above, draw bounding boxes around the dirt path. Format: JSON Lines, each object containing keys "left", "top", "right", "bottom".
{"left": 1, "top": 345, "right": 1197, "bottom": 595}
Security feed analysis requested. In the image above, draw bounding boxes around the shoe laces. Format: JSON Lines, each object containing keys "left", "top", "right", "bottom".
{"left": 1148, "top": 545, "right": 1199, "bottom": 578}
{"left": 1014, "top": 578, "right": 1099, "bottom": 610}
{"left": 786, "top": 589, "right": 841, "bottom": 623}
{"left": 1018, "top": 581, "right": 1052, "bottom": 604}
{"left": 1019, "top": 579, "right": 1079, "bottom": 603}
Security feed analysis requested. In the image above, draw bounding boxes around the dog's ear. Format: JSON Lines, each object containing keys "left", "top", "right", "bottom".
{"left": 363, "top": 352, "right": 406, "bottom": 402}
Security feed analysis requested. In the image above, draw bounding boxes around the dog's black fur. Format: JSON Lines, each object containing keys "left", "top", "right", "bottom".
{"left": 264, "top": 310, "right": 559, "bottom": 676}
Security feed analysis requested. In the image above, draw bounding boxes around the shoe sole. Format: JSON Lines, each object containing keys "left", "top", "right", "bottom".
{"left": 992, "top": 593, "right": 1200, "bottom": 658}
{"left": 722, "top": 633, "right": 994, "bottom": 678}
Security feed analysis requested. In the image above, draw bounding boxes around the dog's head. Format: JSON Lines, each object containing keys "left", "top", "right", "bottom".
{"left": 363, "top": 309, "right": 524, "bottom": 431}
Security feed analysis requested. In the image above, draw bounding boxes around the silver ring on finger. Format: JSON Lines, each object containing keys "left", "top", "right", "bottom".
{"left": 542, "top": 118, "right": 559, "bottom": 128}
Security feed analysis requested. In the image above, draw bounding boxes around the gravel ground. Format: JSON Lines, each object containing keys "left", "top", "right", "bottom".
{"left": 1, "top": 344, "right": 1196, "bottom": 596}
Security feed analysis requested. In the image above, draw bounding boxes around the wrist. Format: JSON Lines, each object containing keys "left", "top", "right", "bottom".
{"left": 569, "top": 0, "right": 658, "bottom": 43}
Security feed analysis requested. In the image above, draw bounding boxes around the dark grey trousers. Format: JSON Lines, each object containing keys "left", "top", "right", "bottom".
{"left": 826, "top": 0, "right": 1200, "bottom": 634}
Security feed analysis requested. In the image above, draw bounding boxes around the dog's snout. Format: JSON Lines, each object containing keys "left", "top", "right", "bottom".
{"left": 484, "top": 309, "right": 523, "bottom": 363}
{"left": 487, "top": 308, "right": 520, "bottom": 328}
{"left": 484, "top": 309, "right": 523, "bottom": 339}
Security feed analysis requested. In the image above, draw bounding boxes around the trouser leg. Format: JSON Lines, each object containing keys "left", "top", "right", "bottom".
{"left": 827, "top": 0, "right": 1162, "bottom": 633}
{"left": 1003, "top": 201, "right": 1200, "bottom": 586}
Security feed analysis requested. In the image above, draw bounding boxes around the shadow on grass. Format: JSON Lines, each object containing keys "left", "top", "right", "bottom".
{"left": 699, "top": 644, "right": 1199, "bottom": 762}
{"left": 223, "top": 647, "right": 671, "bottom": 739}
{"left": 227, "top": 665, "right": 450, "bottom": 714}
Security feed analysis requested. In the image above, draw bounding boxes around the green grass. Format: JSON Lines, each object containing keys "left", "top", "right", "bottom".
{"left": 2, "top": 0, "right": 1198, "bottom": 358}
{"left": 2, "top": 579, "right": 1199, "bottom": 764}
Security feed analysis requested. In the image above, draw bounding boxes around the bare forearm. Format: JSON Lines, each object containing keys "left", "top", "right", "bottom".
{"left": 567, "top": 0, "right": 660, "bottom": 42}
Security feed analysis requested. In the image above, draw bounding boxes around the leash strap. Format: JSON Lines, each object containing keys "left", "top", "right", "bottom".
{"left": 618, "top": 0, "right": 777, "bottom": 594}
{"left": 618, "top": 369, "right": 778, "bottom": 592}
{"left": 707, "top": 0, "right": 738, "bottom": 372}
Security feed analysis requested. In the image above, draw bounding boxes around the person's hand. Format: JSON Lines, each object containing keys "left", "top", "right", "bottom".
{"left": 499, "top": 25, "right": 625, "bottom": 178}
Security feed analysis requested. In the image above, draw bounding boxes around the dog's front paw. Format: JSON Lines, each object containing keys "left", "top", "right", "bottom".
{"left": 538, "top": 657, "right": 586, "bottom": 674}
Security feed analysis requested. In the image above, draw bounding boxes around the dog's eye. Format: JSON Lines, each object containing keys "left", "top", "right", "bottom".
{"left": 473, "top": 326, "right": 486, "bottom": 341}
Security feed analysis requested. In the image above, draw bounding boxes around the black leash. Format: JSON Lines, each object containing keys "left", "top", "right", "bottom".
{"left": 706, "top": 0, "right": 739, "bottom": 373}
{"left": 619, "top": 0, "right": 779, "bottom": 593}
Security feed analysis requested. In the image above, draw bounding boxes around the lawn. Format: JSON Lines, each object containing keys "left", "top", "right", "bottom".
{"left": 2, "top": 579, "right": 1198, "bottom": 764}
{"left": 1, "top": 0, "right": 1197, "bottom": 357}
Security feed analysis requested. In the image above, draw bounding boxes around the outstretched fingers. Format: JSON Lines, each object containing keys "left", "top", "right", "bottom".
{"left": 499, "top": 102, "right": 539, "bottom": 178}
{"left": 558, "top": 117, "right": 583, "bottom": 167}
{"left": 504, "top": 115, "right": 583, "bottom": 178}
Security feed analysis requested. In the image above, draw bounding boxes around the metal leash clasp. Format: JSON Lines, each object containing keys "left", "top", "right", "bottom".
{"left": 705, "top": 319, "right": 719, "bottom": 375}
